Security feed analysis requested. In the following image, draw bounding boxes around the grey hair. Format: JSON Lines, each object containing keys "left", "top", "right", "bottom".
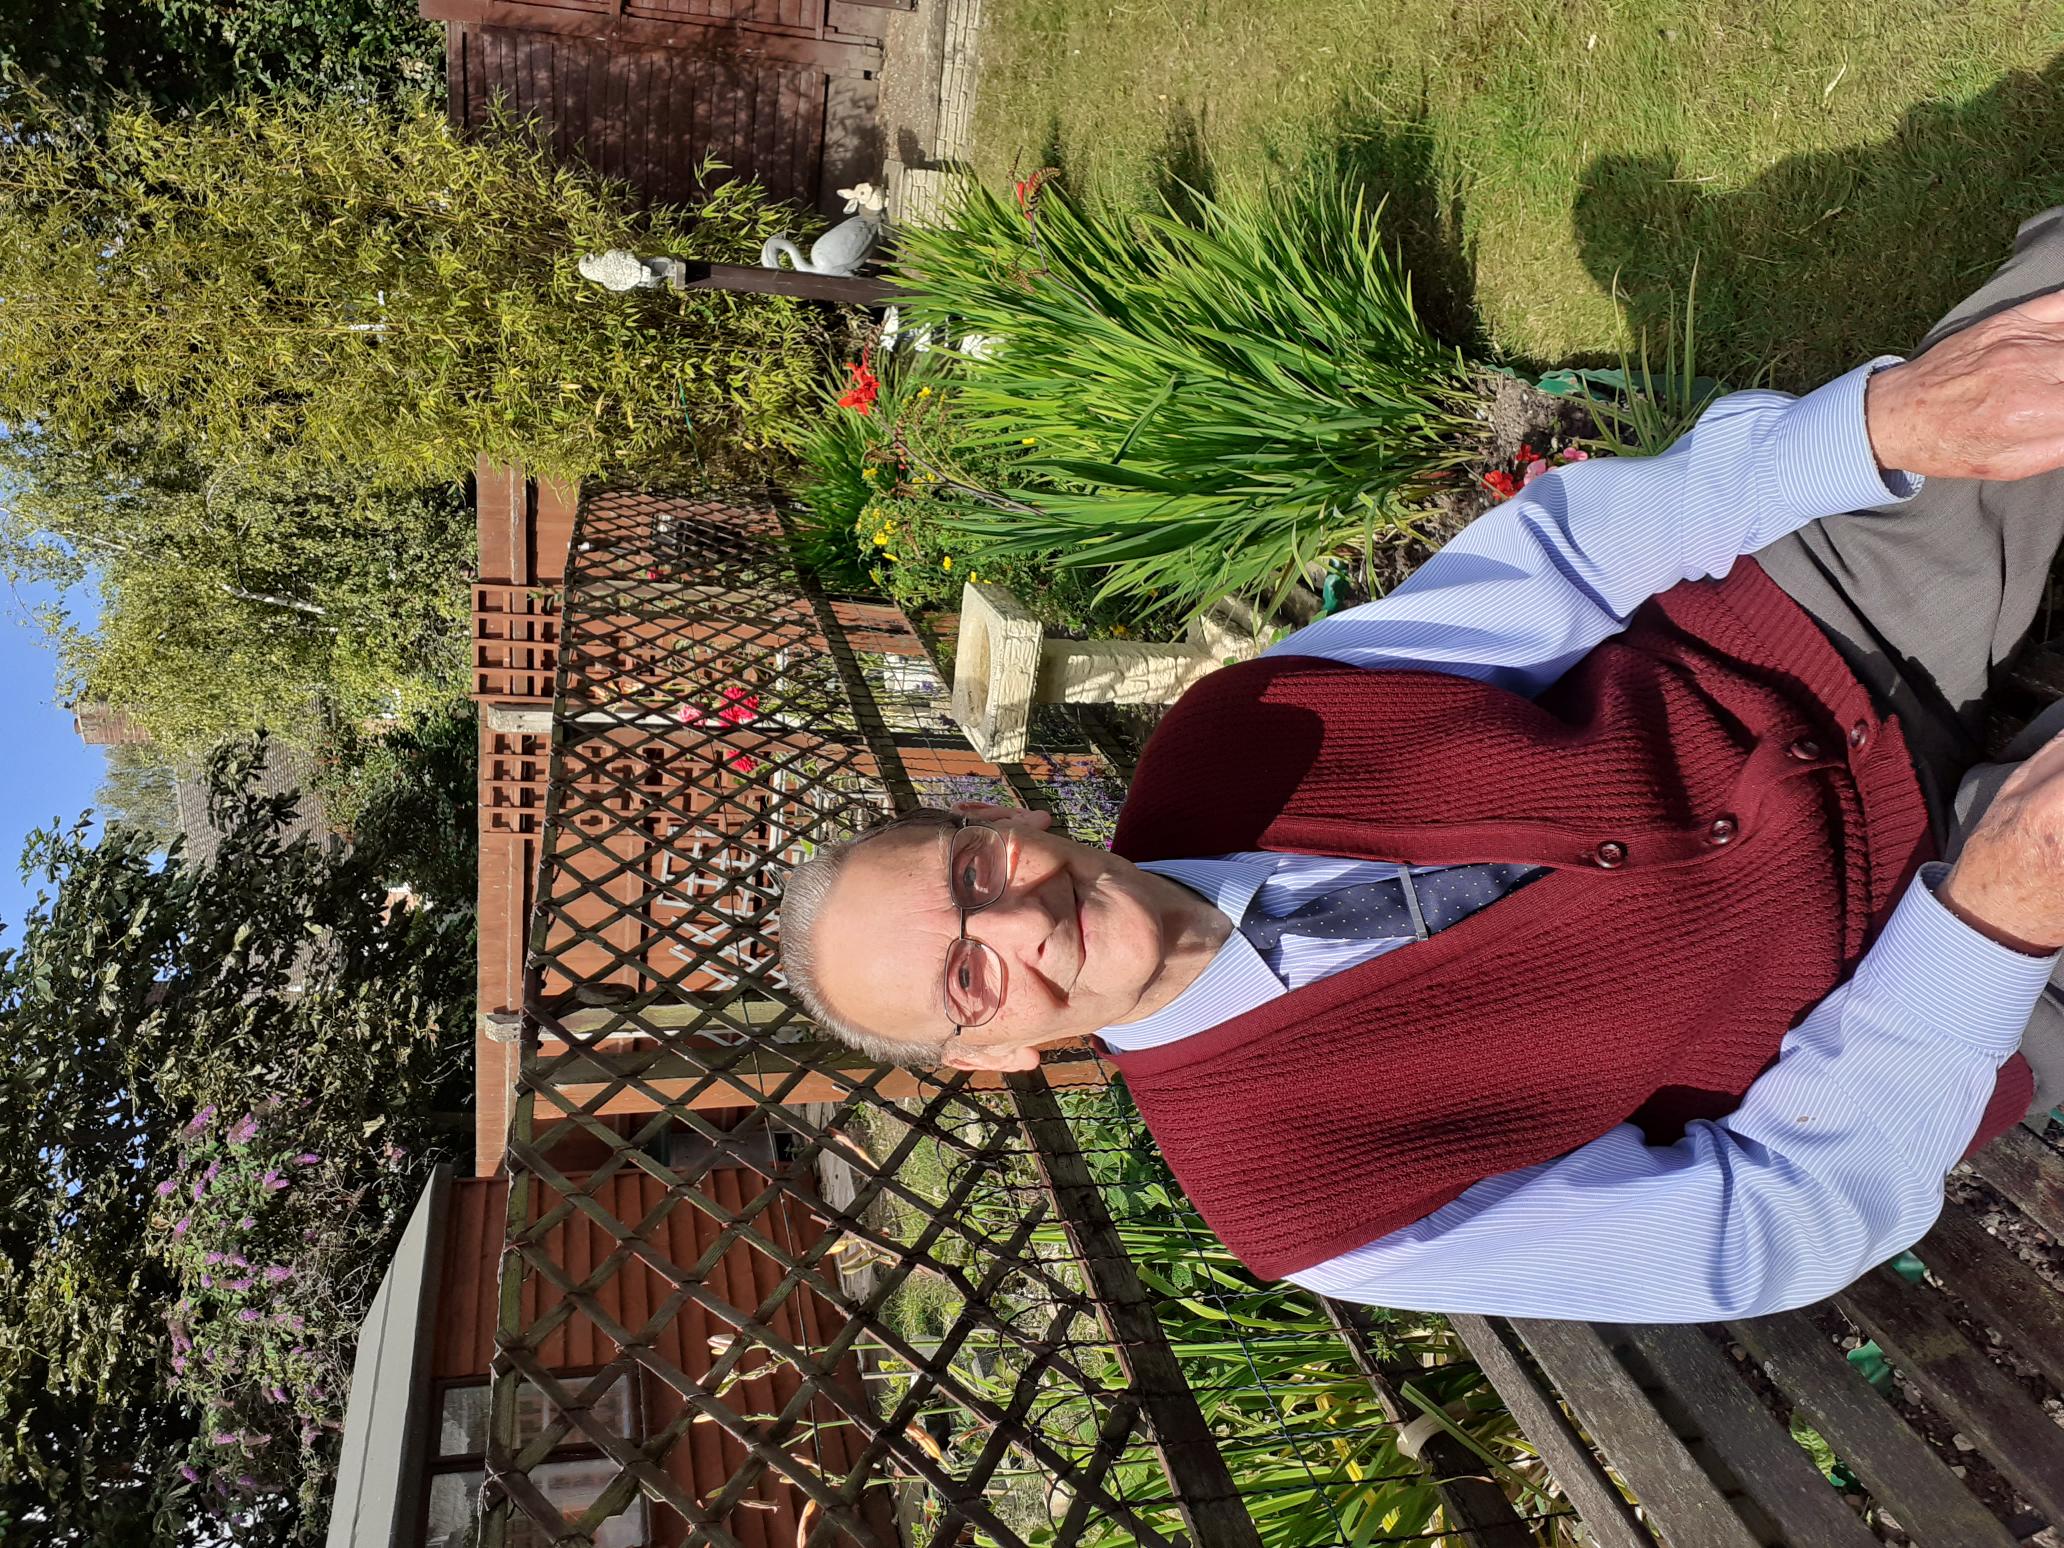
{"left": 778, "top": 807, "right": 959, "bottom": 1067}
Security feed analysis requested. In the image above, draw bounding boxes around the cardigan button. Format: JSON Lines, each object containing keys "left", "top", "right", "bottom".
{"left": 1592, "top": 841, "right": 1628, "bottom": 869}
{"left": 1849, "top": 720, "right": 1870, "bottom": 749}
{"left": 1706, "top": 816, "right": 1738, "bottom": 846}
{"left": 1788, "top": 736, "right": 1822, "bottom": 761}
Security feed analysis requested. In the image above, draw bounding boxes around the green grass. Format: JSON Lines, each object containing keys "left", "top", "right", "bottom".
{"left": 971, "top": 0, "right": 2064, "bottom": 391}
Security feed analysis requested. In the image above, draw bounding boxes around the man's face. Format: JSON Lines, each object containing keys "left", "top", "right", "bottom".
{"left": 812, "top": 804, "right": 1181, "bottom": 1069}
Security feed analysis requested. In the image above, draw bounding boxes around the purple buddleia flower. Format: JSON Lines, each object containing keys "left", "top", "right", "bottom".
{"left": 238, "top": 1216, "right": 256, "bottom": 1230}
{"left": 225, "top": 1277, "right": 254, "bottom": 1292}
{"left": 267, "top": 1385, "right": 288, "bottom": 1403}
{"left": 228, "top": 1253, "right": 249, "bottom": 1268}
{"left": 171, "top": 1355, "right": 188, "bottom": 1375}
{"left": 213, "top": 1432, "right": 239, "bottom": 1446}
{"left": 293, "top": 1152, "right": 322, "bottom": 1166}
{"left": 199, "top": 1274, "right": 213, "bottom": 1289}
{"left": 236, "top": 1474, "right": 256, "bottom": 1491}
{"left": 172, "top": 1217, "right": 191, "bottom": 1237}
{"left": 179, "top": 1463, "right": 200, "bottom": 1484}
{"left": 227, "top": 1114, "right": 259, "bottom": 1145}
{"left": 186, "top": 1106, "right": 217, "bottom": 1134}
{"left": 264, "top": 1265, "right": 293, "bottom": 1283}
{"left": 260, "top": 1170, "right": 287, "bottom": 1192}
{"left": 154, "top": 1176, "right": 179, "bottom": 1198}
{"left": 203, "top": 1251, "right": 224, "bottom": 1265}
{"left": 238, "top": 1309, "right": 263, "bottom": 1323}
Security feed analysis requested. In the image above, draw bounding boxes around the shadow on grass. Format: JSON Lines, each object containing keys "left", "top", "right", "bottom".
{"left": 1572, "top": 55, "right": 2064, "bottom": 390}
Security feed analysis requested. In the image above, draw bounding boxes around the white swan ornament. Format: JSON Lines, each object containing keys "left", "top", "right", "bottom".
{"left": 761, "top": 182, "right": 888, "bottom": 277}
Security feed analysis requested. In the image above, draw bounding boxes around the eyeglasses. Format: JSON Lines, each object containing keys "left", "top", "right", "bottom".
{"left": 943, "top": 819, "right": 1011, "bottom": 1034}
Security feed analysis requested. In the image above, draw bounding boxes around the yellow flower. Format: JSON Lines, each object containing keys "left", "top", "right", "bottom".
{"left": 885, "top": 552, "right": 900, "bottom": 561}
{"left": 942, "top": 556, "right": 953, "bottom": 569}
{"left": 918, "top": 386, "right": 933, "bottom": 398}
{"left": 1111, "top": 624, "right": 1130, "bottom": 638}
{"left": 873, "top": 532, "right": 889, "bottom": 546}
{"left": 970, "top": 571, "right": 980, "bottom": 583}
{"left": 1021, "top": 437, "right": 1037, "bottom": 446}
{"left": 861, "top": 467, "right": 878, "bottom": 480}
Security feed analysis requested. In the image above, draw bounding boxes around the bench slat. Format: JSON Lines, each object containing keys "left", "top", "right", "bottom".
{"left": 1509, "top": 1319, "right": 1763, "bottom": 1548}
{"left": 1617, "top": 1324, "right": 1880, "bottom": 1548}
{"left": 1449, "top": 1315, "right": 1656, "bottom": 1548}
{"left": 1966, "top": 1126, "right": 2064, "bottom": 1239}
{"left": 1918, "top": 1204, "right": 2064, "bottom": 1394}
{"left": 1836, "top": 1266, "right": 2064, "bottom": 1525}
{"left": 1727, "top": 1311, "right": 2018, "bottom": 1548}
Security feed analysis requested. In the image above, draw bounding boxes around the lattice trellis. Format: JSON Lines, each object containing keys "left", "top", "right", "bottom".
{"left": 480, "top": 490, "right": 1552, "bottom": 1548}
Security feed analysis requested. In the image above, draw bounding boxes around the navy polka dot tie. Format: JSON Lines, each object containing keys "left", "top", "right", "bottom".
{"left": 1238, "top": 864, "right": 1540, "bottom": 954}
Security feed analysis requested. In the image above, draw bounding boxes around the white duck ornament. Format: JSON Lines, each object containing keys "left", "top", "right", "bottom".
{"left": 761, "top": 182, "right": 888, "bottom": 277}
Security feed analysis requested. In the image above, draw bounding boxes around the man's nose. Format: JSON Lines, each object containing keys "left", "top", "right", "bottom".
{"left": 970, "top": 885, "right": 1061, "bottom": 957}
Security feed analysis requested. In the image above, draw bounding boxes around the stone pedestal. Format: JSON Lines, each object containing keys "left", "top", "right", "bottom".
{"left": 950, "top": 582, "right": 1262, "bottom": 762}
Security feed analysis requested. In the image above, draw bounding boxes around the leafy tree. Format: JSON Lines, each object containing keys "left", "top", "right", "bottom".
{"left": 96, "top": 742, "right": 182, "bottom": 847}
{"left": 313, "top": 705, "right": 481, "bottom": 915}
{"left": 0, "top": 0, "right": 443, "bottom": 112}
{"left": 0, "top": 441, "right": 475, "bottom": 753}
{"left": 0, "top": 88, "right": 830, "bottom": 492}
{"left": 0, "top": 739, "right": 472, "bottom": 1546}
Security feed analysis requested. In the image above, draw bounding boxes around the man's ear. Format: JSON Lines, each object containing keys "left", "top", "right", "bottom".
{"left": 940, "top": 1040, "right": 1044, "bottom": 1073}
{"left": 946, "top": 800, "right": 1053, "bottom": 831}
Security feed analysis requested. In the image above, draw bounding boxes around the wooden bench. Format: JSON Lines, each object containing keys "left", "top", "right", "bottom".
{"left": 1449, "top": 1124, "right": 2064, "bottom": 1548}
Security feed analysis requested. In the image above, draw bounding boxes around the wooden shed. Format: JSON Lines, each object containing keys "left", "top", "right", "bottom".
{"left": 327, "top": 1159, "right": 895, "bottom": 1548}
{"left": 423, "top": 0, "right": 891, "bottom": 217}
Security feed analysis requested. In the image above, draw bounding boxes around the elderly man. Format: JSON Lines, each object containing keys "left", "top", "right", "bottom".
{"left": 779, "top": 208, "right": 2064, "bottom": 1323}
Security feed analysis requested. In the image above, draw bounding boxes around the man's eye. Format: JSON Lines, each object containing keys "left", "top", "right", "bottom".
{"left": 955, "top": 960, "right": 975, "bottom": 992}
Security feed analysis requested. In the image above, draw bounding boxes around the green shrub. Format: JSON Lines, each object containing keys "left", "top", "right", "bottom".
{"left": 0, "top": 89, "right": 830, "bottom": 491}
{"left": 789, "top": 348, "right": 1131, "bottom": 634}
{"left": 886, "top": 175, "right": 1481, "bottom": 617}
{"left": 312, "top": 704, "right": 479, "bottom": 915}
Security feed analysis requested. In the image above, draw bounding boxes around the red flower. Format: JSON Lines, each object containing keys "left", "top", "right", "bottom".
{"left": 836, "top": 357, "right": 880, "bottom": 416}
{"left": 1482, "top": 469, "right": 1521, "bottom": 500}
{"left": 717, "top": 684, "right": 761, "bottom": 726}
{"left": 727, "top": 753, "right": 758, "bottom": 774}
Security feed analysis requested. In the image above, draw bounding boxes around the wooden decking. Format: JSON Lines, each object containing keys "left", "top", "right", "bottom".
{"left": 1454, "top": 1124, "right": 2064, "bottom": 1547}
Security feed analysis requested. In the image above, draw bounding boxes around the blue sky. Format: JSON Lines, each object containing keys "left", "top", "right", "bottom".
{"left": 0, "top": 573, "right": 105, "bottom": 934}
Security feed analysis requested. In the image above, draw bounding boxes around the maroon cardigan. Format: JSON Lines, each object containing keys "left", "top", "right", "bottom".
{"left": 1105, "top": 560, "right": 2033, "bottom": 1280}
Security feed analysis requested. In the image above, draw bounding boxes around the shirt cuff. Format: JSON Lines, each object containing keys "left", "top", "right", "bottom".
{"left": 1854, "top": 861, "right": 2057, "bottom": 1056}
{"left": 1761, "top": 355, "right": 1924, "bottom": 513}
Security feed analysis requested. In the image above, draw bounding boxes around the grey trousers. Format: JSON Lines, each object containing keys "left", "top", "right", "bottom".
{"left": 1756, "top": 204, "right": 2064, "bottom": 1123}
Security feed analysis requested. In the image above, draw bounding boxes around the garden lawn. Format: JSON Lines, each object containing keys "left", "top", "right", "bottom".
{"left": 972, "top": 0, "right": 2064, "bottom": 391}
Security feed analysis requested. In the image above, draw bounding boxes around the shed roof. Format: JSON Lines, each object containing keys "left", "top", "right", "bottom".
{"left": 324, "top": 1168, "right": 451, "bottom": 1548}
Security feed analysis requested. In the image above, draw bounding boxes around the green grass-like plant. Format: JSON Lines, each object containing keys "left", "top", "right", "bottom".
{"left": 888, "top": 175, "right": 1481, "bottom": 617}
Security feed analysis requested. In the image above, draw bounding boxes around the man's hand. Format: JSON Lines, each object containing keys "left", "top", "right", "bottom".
{"left": 1940, "top": 726, "right": 2064, "bottom": 956}
{"left": 1865, "top": 288, "right": 2064, "bottom": 482}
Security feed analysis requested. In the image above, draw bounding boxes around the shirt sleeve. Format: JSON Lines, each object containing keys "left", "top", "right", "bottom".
{"left": 1269, "top": 358, "right": 1920, "bottom": 698}
{"left": 1284, "top": 865, "right": 2049, "bottom": 1323}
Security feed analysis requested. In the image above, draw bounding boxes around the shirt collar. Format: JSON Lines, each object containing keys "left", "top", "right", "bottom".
{"left": 1098, "top": 856, "right": 1285, "bottom": 1052}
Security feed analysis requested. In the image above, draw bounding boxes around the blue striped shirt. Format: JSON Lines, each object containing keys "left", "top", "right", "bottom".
{"left": 1099, "top": 358, "right": 2053, "bottom": 1323}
